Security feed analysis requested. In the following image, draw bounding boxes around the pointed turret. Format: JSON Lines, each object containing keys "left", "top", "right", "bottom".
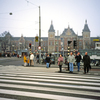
{"left": 48, "top": 21, "right": 55, "bottom": 53}
{"left": 82, "top": 20, "right": 90, "bottom": 32}
{"left": 82, "top": 20, "right": 91, "bottom": 49}
{"left": 48, "top": 21, "right": 55, "bottom": 32}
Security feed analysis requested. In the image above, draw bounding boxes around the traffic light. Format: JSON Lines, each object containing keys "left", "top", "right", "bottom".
{"left": 67, "top": 46, "right": 70, "bottom": 56}
{"left": 35, "top": 36, "right": 38, "bottom": 42}
{"left": 74, "top": 41, "right": 77, "bottom": 46}
{"left": 29, "top": 43, "right": 31, "bottom": 49}
{"left": 68, "top": 41, "right": 72, "bottom": 46}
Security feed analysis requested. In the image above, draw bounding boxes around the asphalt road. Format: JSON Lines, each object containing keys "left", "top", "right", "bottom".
{"left": 0, "top": 57, "right": 23, "bottom": 66}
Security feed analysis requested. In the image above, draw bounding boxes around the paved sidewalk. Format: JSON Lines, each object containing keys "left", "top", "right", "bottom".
{"left": 21, "top": 63, "right": 100, "bottom": 76}
{"left": 34, "top": 62, "right": 100, "bottom": 69}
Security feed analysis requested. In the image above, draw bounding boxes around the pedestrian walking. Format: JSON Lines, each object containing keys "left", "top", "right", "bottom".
{"left": 36, "top": 53, "right": 39, "bottom": 63}
{"left": 83, "top": 52, "right": 90, "bottom": 74}
{"left": 49, "top": 53, "right": 52, "bottom": 67}
{"left": 46, "top": 54, "right": 50, "bottom": 68}
{"left": 75, "top": 52, "right": 82, "bottom": 72}
{"left": 58, "top": 54, "right": 63, "bottom": 72}
{"left": 66, "top": 55, "right": 69, "bottom": 71}
{"left": 30, "top": 53, "right": 34, "bottom": 66}
{"left": 27, "top": 56, "right": 30, "bottom": 66}
{"left": 23, "top": 55, "right": 27, "bottom": 66}
{"left": 68, "top": 52, "right": 75, "bottom": 73}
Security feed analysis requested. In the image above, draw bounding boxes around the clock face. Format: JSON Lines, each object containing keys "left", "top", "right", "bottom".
{"left": 50, "top": 34, "right": 53, "bottom": 38}
{"left": 67, "top": 32, "right": 70, "bottom": 35}
{"left": 66, "top": 31, "right": 71, "bottom": 35}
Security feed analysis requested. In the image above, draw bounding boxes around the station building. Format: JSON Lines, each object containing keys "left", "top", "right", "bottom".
{"left": 0, "top": 20, "right": 100, "bottom": 56}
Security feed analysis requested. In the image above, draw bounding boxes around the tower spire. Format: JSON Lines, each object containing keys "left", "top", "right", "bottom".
{"left": 51, "top": 20, "right": 53, "bottom": 25}
{"left": 83, "top": 20, "right": 90, "bottom": 32}
{"left": 48, "top": 21, "right": 55, "bottom": 32}
{"left": 85, "top": 20, "right": 87, "bottom": 24}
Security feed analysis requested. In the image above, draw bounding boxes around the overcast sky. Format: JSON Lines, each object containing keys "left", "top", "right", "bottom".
{"left": 0, "top": 0, "right": 100, "bottom": 37}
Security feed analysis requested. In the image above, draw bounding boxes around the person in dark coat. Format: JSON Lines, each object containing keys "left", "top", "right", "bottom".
{"left": 75, "top": 52, "right": 82, "bottom": 72}
{"left": 46, "top": 54, "right": 50, "bottom": 68}
{"left": 36, "top": 53, "right": 39, "bottom": 63}
{"left": 49, "top": 53, "right": 52, "bottom": 67}
{"left": 83, "top": 52, "right": 90, "bottom": 74}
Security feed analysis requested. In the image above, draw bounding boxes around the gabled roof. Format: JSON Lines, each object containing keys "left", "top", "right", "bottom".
{"left": 41, "top": 37, "right": 48, "bottom": 41}
{"left": 48, "top": 21, "right": 55, "bottom": 33}
{"left": 5, "top": 32, "right": 13, "bottom": 37}
{"left": 82, "top": 20, "right": 90, "bottom": 32}
{"left": 78, "top": 36, "right": 83, "bottom": 38}
{"left": 61, "top": 27, "right": 77, "bottom": 36}
{"left": 13, "top": 37, "right": 48, "bottom": 41}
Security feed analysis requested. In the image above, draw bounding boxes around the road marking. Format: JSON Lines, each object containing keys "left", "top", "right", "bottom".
{"left": 0, "top": 79, "right": 100, "bottom": 90}
{"left": 0, "top": 89, "right": 94, "bottom": 100}
{"left": 0, "top": 74, "right": 100, "bottom": 82}
{"left": 0, "top": 72, "right": 100, "bottom": 79}
{"left": 0, "top": 98, "right": 16, "bottom": 100}
{"left": 0, "top": 83, "right": 100, "bottom": 97}
{"left": 0, "top": 76, "right": 100, "bottom": 86}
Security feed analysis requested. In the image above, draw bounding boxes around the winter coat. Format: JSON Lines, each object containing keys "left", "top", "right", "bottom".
{"left": 76, "top": 55, "right": 81, "bottom": 62}
{"left": 46, "top": 56, "right": 50, "bottom": 63}
{"left": 83, "top": 55, "right": 90, "bottom": 65}
{"left": 24, "top": 56, "right": 27, "bottom": 63}
{"left": 58, "top": 57, "right": 63, "bottom": 65}
{"left": 68, "top": 55, "right": 75, "bottom": 63}
{"left": 30, "top": 54, "right": 34, "bottom": 60}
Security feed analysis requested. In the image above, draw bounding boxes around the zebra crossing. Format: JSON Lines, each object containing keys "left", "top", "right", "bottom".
{"left": 0, "top": 70, "right": 100, "bottom": 100}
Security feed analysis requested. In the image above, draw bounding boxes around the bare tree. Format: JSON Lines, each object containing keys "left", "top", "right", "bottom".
{"left": 0, "top": 31, "right": 13, "bottom": 52}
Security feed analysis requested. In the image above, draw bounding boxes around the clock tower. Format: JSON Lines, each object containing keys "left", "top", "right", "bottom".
{"left": 82, "top": 20, "right": 91, "bottom": 49}
{"left": 48, "top": 21, "right": 55, "bottom": 53}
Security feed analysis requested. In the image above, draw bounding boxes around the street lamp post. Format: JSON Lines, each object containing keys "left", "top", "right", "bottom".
{"left": 19, "top": 42, "right": 22, "bottom": 57}
{"left": 25, "top": 1, "right": 41, "bottom": 63}
{"left": 12, "top": 45, "right": 15, "bottom": 52}
{"left": 39, "top": 6, "right": 41, "bottom": 64}
{"left": 57, "top": 30, "right": 59, "bottom": 58}
{"left": 61, "top": 38, "right": 64, "bottom": 57}
{"left": 32, "top": 45, "right": 34, "bottom": 53}
{"left": 63, "top": 38, "right": 64, "bottom": 57}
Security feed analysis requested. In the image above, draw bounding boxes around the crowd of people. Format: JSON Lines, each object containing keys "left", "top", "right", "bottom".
{"left": 0, "top": 52, "right": 17, "bottom": 57}
{"left": 23, "top": 53, "right": 34, "bottom": 67}
{"left": 23, "top": 51, "right": 91, "bottom": 74}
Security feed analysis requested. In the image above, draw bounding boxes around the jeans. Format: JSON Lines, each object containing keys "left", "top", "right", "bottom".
{"left": 69, "top": 63, "right": 73, "bottom": 72}
{"left": 46, "top": 63, "right": 49, "bottom": 68}
{"left": 77, "top": 62, "right": 80, "bottom": 71}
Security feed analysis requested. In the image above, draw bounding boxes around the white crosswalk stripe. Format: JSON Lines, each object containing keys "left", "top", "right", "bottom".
{"left": 0, "top": 70, "right": 100, "bottom": 100}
